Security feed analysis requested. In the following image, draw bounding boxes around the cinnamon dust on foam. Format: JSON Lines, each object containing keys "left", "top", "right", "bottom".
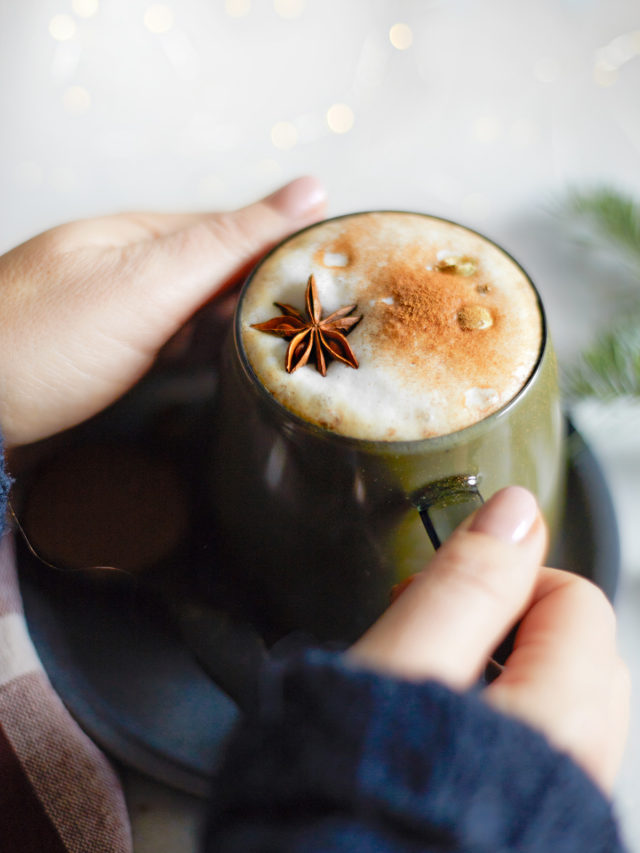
{"left": 316, "top": 226, "right": 506, "bottom": 393}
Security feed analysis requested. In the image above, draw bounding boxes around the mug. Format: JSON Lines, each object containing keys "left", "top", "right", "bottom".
{"left": 207, "top": 213, "right": 565, "bottom": 644}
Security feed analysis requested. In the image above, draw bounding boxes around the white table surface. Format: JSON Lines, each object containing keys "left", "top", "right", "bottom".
{"left": 1, "top": 1, "right": 640, "bottom": 849}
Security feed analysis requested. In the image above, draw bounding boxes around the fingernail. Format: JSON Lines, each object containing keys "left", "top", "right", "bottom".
{"left": 469, "top": 486, "right": 538, "bottom": 544}
{"left": 265, "top": 176, "right": 327, "bottom": 219}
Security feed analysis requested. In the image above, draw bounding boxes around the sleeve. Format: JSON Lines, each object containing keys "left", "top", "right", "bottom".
{"left": 0, "top": 436, "right": 11, "bottom": 538}
{"left": 204, "top": 647, "right": 627, "bottom": 853}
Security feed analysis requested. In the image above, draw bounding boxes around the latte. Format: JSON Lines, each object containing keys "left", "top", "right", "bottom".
{"left": 240, "top": 212, "right": 543, "bottom": 441}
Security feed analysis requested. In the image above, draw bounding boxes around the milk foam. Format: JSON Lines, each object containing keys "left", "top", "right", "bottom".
{"left": 240, "top": 213, "right": 542, "bottom": 441}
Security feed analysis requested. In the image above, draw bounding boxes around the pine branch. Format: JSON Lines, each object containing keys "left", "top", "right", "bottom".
{"left": 564, "top": 312, "right": 640, "bottom": 401}
{"left": 563, "top": 186, "right": 640, "bottom": 271}
{"left": 558, "top": 186, "right": 640, "bottom": 401}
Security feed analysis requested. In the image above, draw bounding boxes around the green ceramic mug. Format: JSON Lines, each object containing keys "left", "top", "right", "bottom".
{"left": 208, "top": 212, "right": 565, "bottom": 644}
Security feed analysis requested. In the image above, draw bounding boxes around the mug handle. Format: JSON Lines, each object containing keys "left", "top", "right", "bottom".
{"left": 413, "top": 474, "right": 484, "bottom": 550}
{"left": 413, "top": 475, "right": 509, "bottom": 682}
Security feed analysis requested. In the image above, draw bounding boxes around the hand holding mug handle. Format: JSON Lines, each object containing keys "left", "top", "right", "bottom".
{"left": 349, "top": 486, "right": 630, "bottom": 795}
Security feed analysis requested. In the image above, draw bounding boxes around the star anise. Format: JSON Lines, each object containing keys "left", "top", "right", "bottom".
{"left": 251, "top": 274, "right": 362, "bottom": 376}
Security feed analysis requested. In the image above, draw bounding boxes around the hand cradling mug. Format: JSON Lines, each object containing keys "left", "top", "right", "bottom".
{"left": 209, "top": 212, "right": 565, "bottom": 643}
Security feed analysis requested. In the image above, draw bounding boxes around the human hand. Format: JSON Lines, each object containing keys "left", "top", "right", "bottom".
{"left": 0, "top": 176, "right": 326, "bottom": 447}
{"left": 348, "top": 487, "right": 630, "bottom": 794}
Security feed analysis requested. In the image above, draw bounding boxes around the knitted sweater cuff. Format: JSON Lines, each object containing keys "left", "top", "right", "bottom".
{"left": 0, "top": 435, "right": 12, "bottom": 538}
{"left": 208, "top": 647, "right": 625, "bottom": 852}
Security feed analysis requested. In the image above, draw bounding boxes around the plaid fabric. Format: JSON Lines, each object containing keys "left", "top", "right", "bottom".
{"left": 0, "top": 532, "right": 133, "bottom": 852}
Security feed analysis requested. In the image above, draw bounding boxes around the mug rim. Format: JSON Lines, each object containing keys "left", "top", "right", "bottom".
{"left": 232, "top": 210, "right": 550, "bottom": 452}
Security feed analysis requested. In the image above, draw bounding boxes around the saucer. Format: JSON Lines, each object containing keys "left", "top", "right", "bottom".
{"left": 18, "top": 422, "right": 619, "bottom": 798}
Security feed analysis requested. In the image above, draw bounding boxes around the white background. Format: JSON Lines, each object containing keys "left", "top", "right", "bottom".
{"left": 1, "top": 1, "right": 640, "bottom": 849}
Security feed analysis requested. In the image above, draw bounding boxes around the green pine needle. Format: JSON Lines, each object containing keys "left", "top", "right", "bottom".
{"left": 563, "top": 186, "right": 640, "bottom": 271}
{"left": 564, "top": 313, "right": 640, "bottom": 401}
{"left": 559, "top": 186, "right": 640, "bottom": 401}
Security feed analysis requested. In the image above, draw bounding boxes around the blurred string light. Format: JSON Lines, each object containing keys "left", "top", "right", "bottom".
{"left": 63, "top": 85, "right": 92, "bottom": 114}
{"left": 141, "top": 2, "right": 199, "bottom": 80}
{"left": 49, "top": 14, "right": 77, "bottom": 41}
{"left": 274, "top": 0, "right": 305, "bottom": 20}
{"left": 271, "top": 107, "right": 353, "bottom": 150}
{"left": 326, "top": 103, "right": 354, "bottom": 134}
{"left": 593, "top": 63, "right": 617, "bottom": 87}
{"left": 594, "top": 29, "right": 640, "bottom": 87}
{"left": 389, "top": 23, "right": 413, "bottom": 50}
{"left": 72, "top": 0, "right": 99, "bottom": 17}
{"left": 144, "top": 4, "right": 174, "bottom": 34}
{"left": 226, "top": 0, "right": 251, "bottom": 16}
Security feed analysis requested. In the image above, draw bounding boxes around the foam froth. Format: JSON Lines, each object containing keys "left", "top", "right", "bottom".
{"left": 240, "top": 212, "right": 543, "bottom": 441}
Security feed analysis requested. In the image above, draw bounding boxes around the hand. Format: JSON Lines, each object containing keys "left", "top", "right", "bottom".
{"left": 0, "top": 177, "right": 327, "bottom": 447}
{"left": 348, "top": 487, "right": 630, "bottom": 794}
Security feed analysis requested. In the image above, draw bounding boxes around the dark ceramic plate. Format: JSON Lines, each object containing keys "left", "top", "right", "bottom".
{"left": 18, "top": 422, "right": 619, "bottom": 798}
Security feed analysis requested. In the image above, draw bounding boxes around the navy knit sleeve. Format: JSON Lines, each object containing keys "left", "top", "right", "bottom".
{"left": 0, "top": 437, "right": 11, "bottom": 538}
{"left": 204, "top": 647, "right": 626, "bottom": 853}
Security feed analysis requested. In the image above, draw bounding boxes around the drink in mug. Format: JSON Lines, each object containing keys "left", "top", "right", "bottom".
{"left": 209, "top": 212, "right": 564, "bottom": 643}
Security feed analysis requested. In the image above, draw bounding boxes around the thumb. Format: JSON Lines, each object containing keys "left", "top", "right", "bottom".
{"left": 125, "top": 176, "right": 327, "bottom": 338}
{"left": 348, "top": 487, "right": 548, "bottom": 688}
{"left": 0, "top": 178, "right": 326, "bottom": 447}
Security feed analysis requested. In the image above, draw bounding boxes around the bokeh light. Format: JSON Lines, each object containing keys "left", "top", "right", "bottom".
{"left": 144, "top": 4, "right": 174, "bottom": 34}
{"left": 327, "top": 103, "right": 354, "bottom": 134}
{"left": 598, "top": 30, "right": 640, "bottom": 68}
{"left": 389, "top": 23, "right": 413, "bottom": 50}
{"left": 593, "top": 30, "right": 640, "bottom": 86}
{"left": 225, "top": 0, "right": 251, "bottom": 17}
{"left": 49, "top": 14, "right": 77, "bottom": 41}
{"left": 274, "top": 0, "right": 305, "bottom": 20}
{"left": 72, "top": 0, "right": 99, "bottom": 18}
{"left": 63, "top": 85, "right": 92, "bottom": 114}
{"left": 593, "top": 62, "right": 618, "bottom": 87}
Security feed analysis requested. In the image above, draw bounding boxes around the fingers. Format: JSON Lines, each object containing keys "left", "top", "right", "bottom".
{"left": 119, "top": 176, "right": 328, "bottom": 330}
{"left": 51, "top": 176, "right": 327, "bottom": 250}
{"left": 348, "top": 487, "right": 547, "bottom": 688}
{"left": 348, "top": 487, "right": 629, "bottom": 793}
{"left": 0, "top": 177, "right": 326, "bottom": 446}
{"left": 485, "top": 568, "right": 630, "bottom": 792}
{"left": 28, "top": 176, "right": 327, "bottom": 352}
